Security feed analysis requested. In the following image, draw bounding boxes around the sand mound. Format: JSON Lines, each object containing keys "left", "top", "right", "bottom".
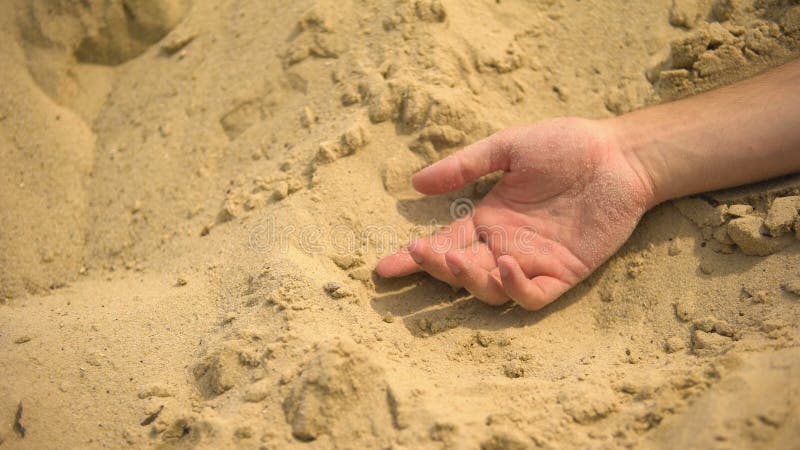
{"left": 1, "top": 0, "right": 799, "bottom": 449}
{"left": 282, "top": 338, "right": 395, "bottom": 444}
{"left": 652, "top": 0, "right": 800, "bottom": 100}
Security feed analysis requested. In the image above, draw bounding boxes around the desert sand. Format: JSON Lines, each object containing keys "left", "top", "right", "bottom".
{"left": 1, "top": 0, "right": 800, "bottom": 449}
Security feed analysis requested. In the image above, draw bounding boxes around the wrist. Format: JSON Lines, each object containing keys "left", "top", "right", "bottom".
{"left": 602, "top": 116, "right": 662, "bottom": 210}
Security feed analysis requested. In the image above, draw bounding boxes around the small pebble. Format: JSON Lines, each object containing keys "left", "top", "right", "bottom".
{"left": 300, "top": 106, "right": 317, "bottom": 128}
{"left": 503, "top": 363, "right": 525, "bottom": 379}
{"left": 674, "top": 300, "right": 695, "bottom": 322}
{"left": 761, "top": 319, "right": 786, "bottom": 332}
{"left": 665, "top": 336, "right": 686, "bottom": 353}
{"left": 727, "top": 204, "right": 753, "bottom": 217}
{"left": 323, "top": 281, "right": 342, "bottom": 293}
{"left": 752, "top": 290, "right": 772, "bottom": 304}
{"left": 782, "top": 279, "right": 800, "bottom": 296}
{"left": 323, "top": 281, "right": 352, "bottom": 298}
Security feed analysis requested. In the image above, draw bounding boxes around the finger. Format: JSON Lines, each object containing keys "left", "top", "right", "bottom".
{"left": 497, "top": 255, "right": 571, "bottom": 311}
{"left": 444, "top": 248, "right": 508, "bottom": 305}
{"left": 478, "top": 225, "right": 586, "bottom": 283}
{"left": 406, "top": 238, "right": 462, "bottom": 286}
{"left": 408, "top": 235, "right": 495, "bottom": 287}
{"left": 375, "top": 250, "right": 421, "bottom": 278}
{"left": 411, "top": 132, "right": 514, "bottom": 195}
{"left": 426, "top": 217, "right": 477, "bottom": 252}
{"left": 375, "top": 217, "right": 476, "bottom": 278}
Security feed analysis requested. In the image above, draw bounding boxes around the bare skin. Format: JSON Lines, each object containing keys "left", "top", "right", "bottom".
{"left": 376, "top": 57, "right": 800, "bottom": 310}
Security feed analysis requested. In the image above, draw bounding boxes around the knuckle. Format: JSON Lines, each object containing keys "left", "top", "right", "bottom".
{"left": 492, "top": 126, "right": 523, "bottom": 150}
{"left": 456, "top": 156, "right": 473, "bottom": 185}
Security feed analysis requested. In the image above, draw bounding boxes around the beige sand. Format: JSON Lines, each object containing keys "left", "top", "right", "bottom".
{"left": 1, "top": 0, "right": 799, "bottom": 448}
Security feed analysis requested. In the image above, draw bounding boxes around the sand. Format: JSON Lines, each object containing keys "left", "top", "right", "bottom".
{"left": 1, "top": 0, "right": 799, "bottom": 448}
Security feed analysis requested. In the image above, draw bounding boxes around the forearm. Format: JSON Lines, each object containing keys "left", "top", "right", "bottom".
{"left": 609, "top": 58, "right": 800, "bottom": 208}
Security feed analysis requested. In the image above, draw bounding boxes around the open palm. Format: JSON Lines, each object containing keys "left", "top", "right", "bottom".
{"left": 376, "top": 118, "right": 655, "bottom": 310}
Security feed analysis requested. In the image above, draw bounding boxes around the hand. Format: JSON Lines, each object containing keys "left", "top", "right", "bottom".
{"left": 375, "top": 118, "right": 655, "bottom": 310}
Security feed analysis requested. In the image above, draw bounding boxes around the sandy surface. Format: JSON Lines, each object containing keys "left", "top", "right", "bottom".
{"left": 1, "top": 0, "right": 800, "bottom": 449}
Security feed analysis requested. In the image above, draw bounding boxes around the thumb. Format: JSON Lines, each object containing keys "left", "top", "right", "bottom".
{"left": 411, "top": 132, "right": 513, "bottom": 195}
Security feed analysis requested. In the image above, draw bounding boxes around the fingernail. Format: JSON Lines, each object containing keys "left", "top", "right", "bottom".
{"left": 499, "top": 266, "right": 510, "bottom": 278}
{"left": 446, "top": 260, "right": 461, "bottom": 275}
{"left": 406, "top": 242, "right": 423, "bottom": 264}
